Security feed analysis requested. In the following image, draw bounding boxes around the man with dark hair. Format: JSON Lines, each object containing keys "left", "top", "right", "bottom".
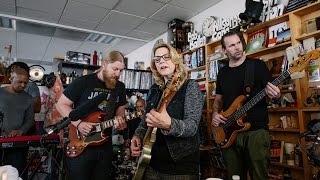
{"left": 8, "top": 62, "right": 41, "bottom": 113}
{"left": 56, "top": 50, "right": 127, "bottom": 180}
{"left": 212, "top": 31, "right": 281, "bottom": 180}
{"left": 0, "top": 66, "right": 34, "bottom": 178}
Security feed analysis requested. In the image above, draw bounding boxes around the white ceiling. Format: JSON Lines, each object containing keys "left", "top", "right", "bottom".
{"left": 0, "top": 0, "right": 223, "bottom": 67}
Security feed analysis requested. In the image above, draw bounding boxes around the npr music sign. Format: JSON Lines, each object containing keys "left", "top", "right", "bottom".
{"left": 211, "top": 16, "right": 241, "bottom": 41}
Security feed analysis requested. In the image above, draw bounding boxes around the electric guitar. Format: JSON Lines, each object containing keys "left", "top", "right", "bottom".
{"left": 62, "top": 110, "right": 143, "bottom": 158}
{"left": 212, "top": 50, "right": 320, "bottom": 148}
{"left": 133, "top": 72, "right": 180, "bottom": 180}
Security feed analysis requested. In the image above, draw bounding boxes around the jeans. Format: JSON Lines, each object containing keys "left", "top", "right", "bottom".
{"left": 222, "top": 129, "right": 270, "bottom": 180}
{"left": 65, "top": 145, "right": 113, "bottom": 180}
{"left": 143, "top": 166, "right": 198, "bottom": 180}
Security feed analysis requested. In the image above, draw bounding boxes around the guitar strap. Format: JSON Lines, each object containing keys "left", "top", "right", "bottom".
{"left": 244, "top": 59, "right": 255, "bottom": 97}
{"left": 103, "top": 89, "right": 118, "bottom": 120}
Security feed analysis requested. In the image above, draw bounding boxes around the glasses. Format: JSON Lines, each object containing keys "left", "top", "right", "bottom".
{"left": 153, "top": 53, "right": 171, "bottom": 63}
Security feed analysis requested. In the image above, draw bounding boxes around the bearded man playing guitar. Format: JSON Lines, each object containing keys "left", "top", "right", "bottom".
{"left": 211, "top": 31, "right": 281, "bottom": 180}
{"left": 56, "top": 51, "right": 127, "bottom": 180}
{"left": 131, "top": 42, "right": 203, "bottom": 180}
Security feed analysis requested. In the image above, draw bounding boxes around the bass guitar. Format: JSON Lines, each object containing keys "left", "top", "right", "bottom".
{"left": 212, "top": 50, "right": 320, "bottom": 148}
{"left": 62, "top": 110, "right": 143, "bottom": 158}
{"left": 133, "top": 71, "right": 180, "bottom": 180}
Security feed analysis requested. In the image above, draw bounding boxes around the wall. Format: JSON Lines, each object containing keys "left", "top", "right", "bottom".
{"left": 126, "top": 0, "right": 246, "bottom": 69}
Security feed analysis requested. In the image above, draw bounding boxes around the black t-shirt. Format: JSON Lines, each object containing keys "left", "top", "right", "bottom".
{"left": 216, "top": 58, "right": 272, "bottom": 130}
{"left": 63, "top": 73, "right": 127, "bottom": 137}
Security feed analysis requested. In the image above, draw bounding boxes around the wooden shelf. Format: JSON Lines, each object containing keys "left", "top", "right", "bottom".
{"left": 208, "top": 79, "right": 216, "bottom": 83}
{"left": 245, "top": 14, "right": 289, "bottom": 34}
{"left": 269, "top": 128, "right": 300, "bottom": 133}
{"left": 268, "top": 107, "right": 299, "bottom": 112}
{"left": 194, "top": 77, "right": 206, "bottom": 82}
{"left": 270, "top": 162, "right": 304, "bottom": 170}
{"left": 280, "top": 89, "right": 296, "bottom": 93}
{"left": 292, "top": 1, "right": 320, "bottom": 16}
{"left": 182, "top": 44, "right": 206, "bottom": 55}
{"left": 296, "top": 30, "right": 320, "bottom": 41}
{"left": 188, "top": 66, "right": 206, "bottom": 72}
{"left": 302, "top": 107, "right": 320, "bottom": 112}
{"left": 246, "top": 41, "right": 291, "bottom": 57}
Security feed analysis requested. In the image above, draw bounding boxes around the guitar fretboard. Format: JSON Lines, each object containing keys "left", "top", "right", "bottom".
{"left": 101, "top": 111, "right": 143, "bottom": 129}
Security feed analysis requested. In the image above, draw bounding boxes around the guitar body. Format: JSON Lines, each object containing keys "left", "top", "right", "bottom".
{"left": 133, "top": 128, "right": 156, "bottom": 180}
{"left": 65, "top": 111, "right": 109, "bottom": 158}
{"left": 212, "top": 95, "right": 251, "bottom": 148}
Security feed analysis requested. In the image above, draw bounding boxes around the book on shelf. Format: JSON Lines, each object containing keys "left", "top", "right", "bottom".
{"left": 268, "top": 21, "right": 289, "bottom": 47}
{"left": 208, "top": 60, "right": 228, "bottom": 80}
{"left": 286, "top": 0, "right": 310, "bottom": 12}
{"left": 190, "top": 70, "right": 206, "bottom": 79}
{"left": 270, "top": 140, "right": 285, "bottom": 163}
{"left": 247, "top": 28, "right": 268, "bottom": 53}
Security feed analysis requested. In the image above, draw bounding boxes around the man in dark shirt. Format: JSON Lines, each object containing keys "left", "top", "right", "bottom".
{"left": 211, "top": 31, "right": 281, "bottom": 180}
{"left": 0, "top": 66, "right": 34, "bottom": 178}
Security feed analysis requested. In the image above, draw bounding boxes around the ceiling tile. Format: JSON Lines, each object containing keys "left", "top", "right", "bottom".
{"left": 107, "top": 39, "right": 146, "bottom": 55}
{"left": 16, "top": 21, "right": 56, "bottom": 37}
{"left": 76, "top": 41, "right": 115, "bottom": 55}
{"left": 150, "top": 4, "right": 197, "bottom": 23}
{"left": 72, "top": 0, "right": 119, "bottom": 9}
{"left": 0, "top": 3, "right": 16, "bottom": 15}
{"left": 17, "top": 8, "right": 60, "bottom": 23}
{"left": 16, "top": 0, "right": 67, "bottom": 15}
{"left": 54, "top": 28, "right": 89, "bottom": 41}
{"left": 0, "top": 29, "right": 17, "bottom": 58}
{"left": 96, "top": 25, "right": 131, "bottom": 36}
{"left": 155, "top": 0, "right": 172, "bottom": 3}
{"left": 17, "top": 32, "right": 51, "bottom": 60}
{"left": 96, "top": 10, "right": 146, "bottom": 35}
{"left": 0, "top": 0, "right": 15, "bottom": 6}
{"left": 63, "top": 1, "right": 109, "bottom": 23}
{"left": 169, "top": 0, "right": 223, "bottom": 12}
{"left": 126, "top": 30, "right": 157, "bottom": 41}
{"left": 114, "top": 0, "right": 164, "bottom": 18}
{"left": 59, "top": 16, "right": 98, "bottom": 30}
{"left": 43, "top": 37, "right": 82, "bottom": 62}
{"left": 135, "top": 19, "right": 167, "bottom": 35}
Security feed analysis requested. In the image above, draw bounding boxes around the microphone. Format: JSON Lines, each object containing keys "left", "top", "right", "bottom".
{"left": 47, "top": 93, "right": 108, "bottom": 135}
{"left": 299, "top": 119, "right": 320, "bottom": 138}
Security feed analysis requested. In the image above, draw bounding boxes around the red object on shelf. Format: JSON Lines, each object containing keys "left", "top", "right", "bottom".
{"left": 92, "top": 50, "right": 98, "bottom": 65}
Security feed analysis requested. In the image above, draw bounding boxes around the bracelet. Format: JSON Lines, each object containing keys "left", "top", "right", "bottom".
{"left": 76, "top": 121, "right": 83, "bottom": 131}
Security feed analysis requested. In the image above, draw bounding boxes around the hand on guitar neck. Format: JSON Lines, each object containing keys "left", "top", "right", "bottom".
{"left": 76, "top": 115, "right": 127, "bottom": 136}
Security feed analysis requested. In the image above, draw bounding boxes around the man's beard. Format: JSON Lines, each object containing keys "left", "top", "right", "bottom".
{"left": 228, "top": 51, "right": 243, "bottom": 61}
{"left": 103, "top": 71, "right": 118, "bottom": 89}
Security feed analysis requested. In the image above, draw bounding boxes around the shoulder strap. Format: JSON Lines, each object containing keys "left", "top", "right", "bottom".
{"left": 244, "top": 59, "right": 255, "bottom": 96}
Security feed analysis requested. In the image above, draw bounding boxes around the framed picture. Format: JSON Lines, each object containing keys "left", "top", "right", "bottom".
{"left": 134, "top": 61, "right": 145, "bottom": 70}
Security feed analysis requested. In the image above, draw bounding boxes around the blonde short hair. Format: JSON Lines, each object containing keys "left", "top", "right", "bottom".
{"left": 150, "top": 42, "right": 188, "bottom": 89}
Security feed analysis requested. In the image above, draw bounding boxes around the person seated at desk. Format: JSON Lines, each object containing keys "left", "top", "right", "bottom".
{"left": 0, "top": 65, "right": 34, "bottom": 178}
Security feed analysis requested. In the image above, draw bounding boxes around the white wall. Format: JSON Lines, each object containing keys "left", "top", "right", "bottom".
{"left": 126, "top": 0, "right": 246, "bottom": 69}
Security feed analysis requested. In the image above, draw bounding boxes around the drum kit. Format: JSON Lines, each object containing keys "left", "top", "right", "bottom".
{"left": 112, "top": 136, "right": 137, "bottom": 180}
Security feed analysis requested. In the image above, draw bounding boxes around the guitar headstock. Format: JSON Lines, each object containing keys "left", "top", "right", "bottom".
{"left": 163, "top": 70, "right": 181, "bottom": 98}
{"left": 288, "top": 50, "right": 320, "bottom": 74}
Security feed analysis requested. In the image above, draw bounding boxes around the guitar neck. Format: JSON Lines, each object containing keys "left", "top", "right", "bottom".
{"left": 233, "top": 70, "right": 291, "bottom": 119}
{"left": 100, "top": 111, "right": 141, "bottom": 130}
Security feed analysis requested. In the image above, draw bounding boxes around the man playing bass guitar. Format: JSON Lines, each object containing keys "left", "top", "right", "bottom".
{"left": 56, "top": 51, "right": 127, "bottom": 180}
{"left": 211, "top": 31, "right": 281, "bottom": 180}
{"left": 131, "top": 42, "right": 203, "bottom": 180}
